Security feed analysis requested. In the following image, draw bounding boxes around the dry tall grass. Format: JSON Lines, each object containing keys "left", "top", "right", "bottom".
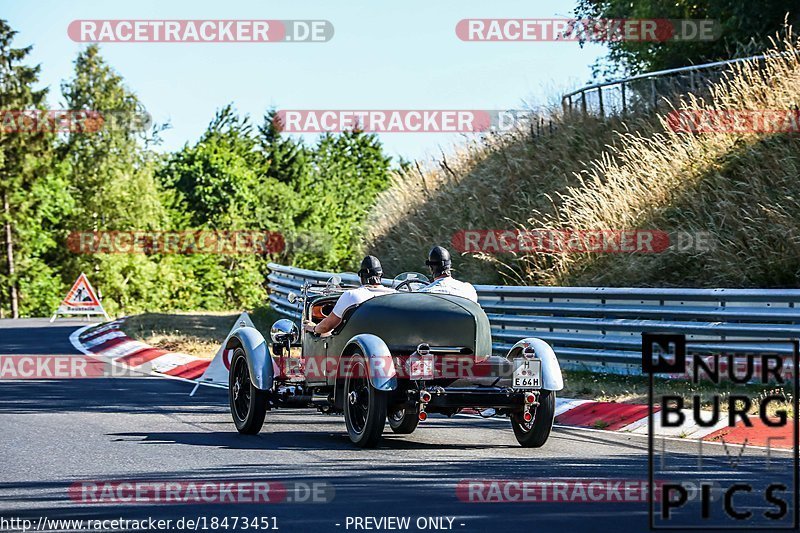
{"left": 366, "top": 112, "right": 659, "bottom": 283}
{"left": 366, "top": 39, "right": 800, "bottom": 287}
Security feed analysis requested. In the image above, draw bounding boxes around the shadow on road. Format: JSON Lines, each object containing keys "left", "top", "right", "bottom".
{"left": 0, "top": 324, "right": 85, "bottom": 355}
{"left": 0, "top": 377, "right": 225, "bottom": 415}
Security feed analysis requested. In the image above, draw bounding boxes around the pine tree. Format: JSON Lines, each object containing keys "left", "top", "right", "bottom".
{"left": 259, "top": 109, "right": 309, "bottom": 187}
{"left": 59, "top": 45, "right": 168, "bottom": 314}
{"left": 0, "top": 20, "right": 65, "bottom": 317}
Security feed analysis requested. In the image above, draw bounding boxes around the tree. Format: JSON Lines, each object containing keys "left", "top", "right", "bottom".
{"left": 159, "top": 106, "right": 295, "bottom": 309}
{"left": 297, "top": 130, "right": 392, "bottom": 269}
{"left": 0, "top": 20, "right": 70, "bottom": 317}
{"left": 575, "top": 0, "right": 800, "bottom": 78}
{"left": 59, "top": 45, "right": 168, "bottom": 315}
{"left": 259, "top": 109, "right": 309, "bottom": 187}
{"left": 60, "top": 45, "right": 166, "bottom": 231}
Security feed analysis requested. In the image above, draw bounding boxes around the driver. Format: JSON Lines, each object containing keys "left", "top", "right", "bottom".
{"left": 419, "top": 246, "right": 478, "bottom": 302}
{"left": 303, "top": 255, "right": 395, "bottom": 336}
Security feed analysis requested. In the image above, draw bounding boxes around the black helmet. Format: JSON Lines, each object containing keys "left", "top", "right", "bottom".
{"left": 425, "top": 246, "right": 452, "bottom": 276}
{"left": 358, "top": 255, "right": 383, "bottom": 284}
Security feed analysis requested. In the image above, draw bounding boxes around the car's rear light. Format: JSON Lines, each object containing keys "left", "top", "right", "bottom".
{"left": 523, "top": 411, "right": 533, "bottom": 422}
{"left": 420, "top": 390, "right": 432, "bottom": 403}
{"left": 523, "top": 346, "right": 536, "bottom": 359}
{"left": 524, "top": 392, "right": 536, "bottom": 404}
{"left": 418, "top": 411, "right": 428, "bottom": 421}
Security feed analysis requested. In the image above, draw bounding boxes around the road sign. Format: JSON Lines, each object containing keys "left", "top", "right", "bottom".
{"left": 50, "top": 273, "right": 110, "bottom": 322}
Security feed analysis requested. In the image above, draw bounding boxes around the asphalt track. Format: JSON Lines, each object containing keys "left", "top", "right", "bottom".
{"left": 0, "top": 319, "right": 797, "bottom": 532}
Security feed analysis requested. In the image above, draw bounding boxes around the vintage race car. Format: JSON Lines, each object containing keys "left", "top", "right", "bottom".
{"left": 227, "top": 273, "right": 564, "bottom": 448}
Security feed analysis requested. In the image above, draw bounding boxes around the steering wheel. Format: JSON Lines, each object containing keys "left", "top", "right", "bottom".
{"left": 395, "top": 279, "right": 429, "bottom": 292}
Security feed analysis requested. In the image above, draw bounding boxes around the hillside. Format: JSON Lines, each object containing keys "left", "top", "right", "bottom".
{"left": 365, "top": 39, "right": 800, "bottom": 288}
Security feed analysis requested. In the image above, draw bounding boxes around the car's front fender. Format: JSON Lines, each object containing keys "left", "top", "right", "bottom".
{"left": 226, "top": 326, "right": 274, "bottom": 391}
{"left": 342, "top": 334, "right": 397, "bottom": 391}
{"left": 506, "top": 338, "right": 564, "bottom": 391}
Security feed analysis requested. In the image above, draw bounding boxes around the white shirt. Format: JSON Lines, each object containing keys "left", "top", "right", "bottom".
{"left": 419, "top": 276, "right": 479, "bottom": 302}
{"left": 332, "top": 285, "right": 396, "bottom": 317}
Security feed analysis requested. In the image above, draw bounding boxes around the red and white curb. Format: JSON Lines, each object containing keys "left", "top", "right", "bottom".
{"left": 69, "top": 319, "right": 220, "bottom": 387}
{"left": 553, "top": 399, "right": 794, "bottom": 450}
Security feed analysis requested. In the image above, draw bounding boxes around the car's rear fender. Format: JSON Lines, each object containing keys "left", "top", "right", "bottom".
{"left": 226, "top": 326, "right": 275, "bottom": 391}
{"left": 506, "top": 338, "right": 564, "bottom": 391}
{"left": 341, "top": 334, "right": 397, "bottom": 391}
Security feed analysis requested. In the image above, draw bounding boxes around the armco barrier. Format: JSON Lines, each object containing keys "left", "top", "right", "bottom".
{"left": 267, "top": 263, "right": 800, "bottom": 374}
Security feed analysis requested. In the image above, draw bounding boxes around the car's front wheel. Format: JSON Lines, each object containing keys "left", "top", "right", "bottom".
{"left": 229, "top": 347, "right": 269, "bottom": 435}
{"left": 343, "top": 351, "right": 388, "bottom": 447}
{"left": 511, "top": 390, "right": 556, "bottom": 447}
{"left": 388, "top": 408, "right": 419, "bottom": 434}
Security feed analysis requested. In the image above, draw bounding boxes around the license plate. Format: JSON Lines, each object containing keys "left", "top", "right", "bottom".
{"left": 513, "top": 358, "right": 542, "bottom": 389}
{"left": 409, "top": 354, "right": 434, "bottom": 380}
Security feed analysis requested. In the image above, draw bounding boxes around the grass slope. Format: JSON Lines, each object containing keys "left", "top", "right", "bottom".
{"left": 366, "top": 40, "right": 800, "bottom": 288}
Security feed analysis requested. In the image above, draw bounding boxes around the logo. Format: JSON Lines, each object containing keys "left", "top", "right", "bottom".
{"left": 0, "top": 110, "right": 151, "bottom": 133}
{"left": 68, "top": 480, "right": 334, "bottom": 504}
{"left": 68, "top": 20, "right": 334, "bottom": 43}
{"left": 451, "top": 230, "right": 716, "bottom": 255}
{"left": 643, "top": 334, "right": 799, "bottom": 529}
{"left": 455, "top": 19, "right": 721, "bottom": 43}
{"left": 668, "top": 110, "right": 800, "bottom": 133}
{"left": 273, "top": 110, "right": 541, "bottom": 133}
{"left": 67, "top": 231, "right": 285, "bottom": 255}
{"left": 642, "top": 333, "right": 686, "bottom": 374}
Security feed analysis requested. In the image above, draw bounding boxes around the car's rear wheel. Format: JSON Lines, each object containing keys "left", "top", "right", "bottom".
{"left": 388, "top": 408, "right": 419, "bottom": 434}
{"left": 229, "top": 347, "right": 268, "bottom": 435}
{"left": 343, "top": 351, "right": 387, "bottom": 447}
{"left": 511, "top": 390, "right": 555, "bottom": 447}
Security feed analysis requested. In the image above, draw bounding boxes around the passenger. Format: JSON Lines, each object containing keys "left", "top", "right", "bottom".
{"left": 303, "top": 255, "right": 396, "bottom": 336}
{"left": 419, "top": 246, "right": 479, "bottom": 303}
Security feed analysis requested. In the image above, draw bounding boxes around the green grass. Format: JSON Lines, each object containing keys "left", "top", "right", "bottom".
{"left": 120, "top": 305, "right": 281, "bottom": 359}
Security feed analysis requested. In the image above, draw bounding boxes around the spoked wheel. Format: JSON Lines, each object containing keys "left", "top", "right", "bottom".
{"left": 343, "top": 351, "right": 388, "bottom": 447}
{"left": 229, "top": 347, "right": 268, "bottom": 435}
{"left": 511, "top": 390, "right": 556, "bottom": 447}
{"left": 388, "top": 408, "right": 420, "bottom": 434}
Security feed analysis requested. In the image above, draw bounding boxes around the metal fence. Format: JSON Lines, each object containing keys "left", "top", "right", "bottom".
{"left": 267, "top": 263, "right": 800, "bottom": 375}
{"left": 561, "top": 53, "right": 772, "bottom": 118}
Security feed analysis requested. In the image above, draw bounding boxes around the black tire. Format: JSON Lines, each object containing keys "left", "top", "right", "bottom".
{"left": 229, "top": 347, "right": 269, "bottom": 435}
{"left": 388, "top": 408, "right": 419, "bottom": 434}
{"left": 343, "top": 351, "right": 388, "bottom": 447}
{"left": 511, "top": 390, "right": 556, "bottom": 447}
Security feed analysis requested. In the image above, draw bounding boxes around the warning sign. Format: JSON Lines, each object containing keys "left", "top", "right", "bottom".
{"left": 50, "top": 273, "right": 110, "bottom": 322}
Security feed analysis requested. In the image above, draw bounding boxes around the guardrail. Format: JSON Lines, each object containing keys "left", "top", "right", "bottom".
{"left": 561, "top": 52, "right": 773, "bottom": 118}
{"left": 267, "top": 262, "right": 800, "bottom": 374}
